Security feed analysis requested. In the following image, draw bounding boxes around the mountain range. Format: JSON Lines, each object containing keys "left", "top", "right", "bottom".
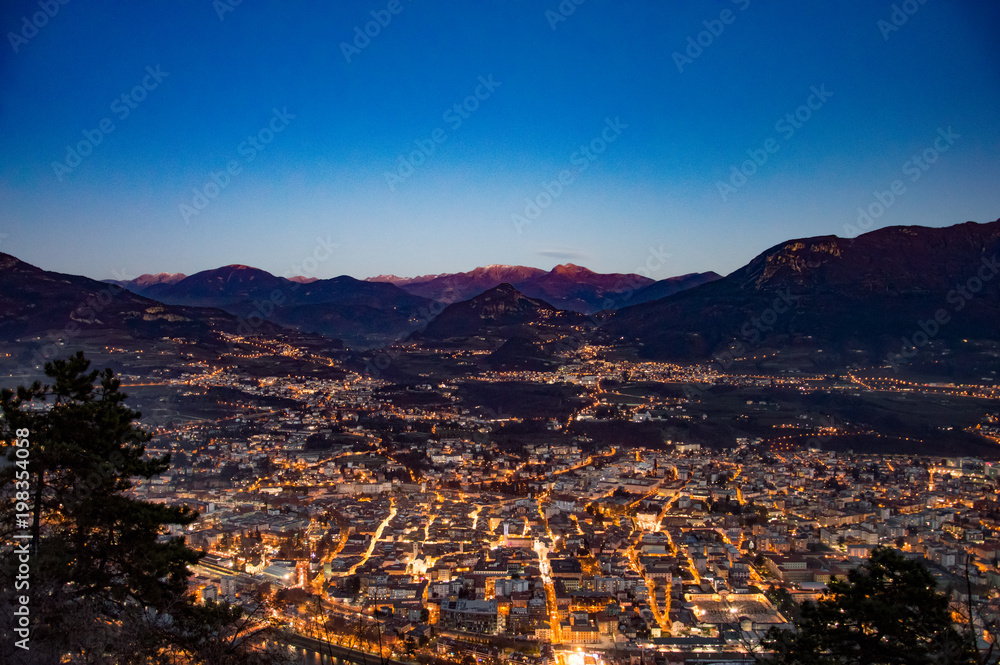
{"left": 3, "top": 217, "right": 998, "bottom": 369}
{"left": 107, "top": 264, "right": 434, "bottom": 347}
{"left": 105, "top": 262, "right": 715, "bottom": 346}
{"left": 0, "top": 253, "right": 276, "bottom": 352}
{"left": 367, "top": 263, "right": 720, "bottom": 314}
{"left": 606, "top": 219, "right": 1000, "bottom": 368}
{"left": 415, "top": 282, "right": 585, "bottom": 341}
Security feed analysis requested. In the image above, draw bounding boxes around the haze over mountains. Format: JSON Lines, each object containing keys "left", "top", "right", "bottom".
{"left": 3, "top": 218, "right": 998, "bottom": 371}
{"left": 111, "top": 272, "right": 187, "bottom": 289}
{"left": 366, "top": 264, "right": 721, "bottom": 313}
{"left": 108, "top": 264, "right": 434, "bottom": 348}
{"left": 103, "top": 262, "right": 717, "bottom": 346}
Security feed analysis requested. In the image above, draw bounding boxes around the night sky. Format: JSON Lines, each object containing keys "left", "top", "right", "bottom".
{"left": 2, "top": 1, "right": 998, "bottom": 282}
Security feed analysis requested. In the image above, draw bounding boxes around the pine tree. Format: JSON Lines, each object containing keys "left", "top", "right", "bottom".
{"left": 761, "top": 546, "right": 978, "bottom": 664}
{"left": 1, "top": 352, "right": 200, "bottom": 661}
{"left": 1, "top": 352, "right": 292, "bottom": 664}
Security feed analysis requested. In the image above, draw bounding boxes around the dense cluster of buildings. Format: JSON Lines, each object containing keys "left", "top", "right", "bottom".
{"left": 122, "top": 351, "right": 1000, "bottom": 663}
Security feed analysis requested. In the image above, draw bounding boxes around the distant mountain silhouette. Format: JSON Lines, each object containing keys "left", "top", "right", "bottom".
{"left": 0, "top": 253, "right": 269, "bottom": 348}
{"left": 515, "top": 264, "right": 653, "bottom": 313}
{"left": 625, "top": 272, "right": 721, "bottom": 307}
{"left": 137, "top": 264, "right": 286, "bottom": 306}
{"left": 16, "top": 217, "right": 999, "bottom": 365}
{"left": 107, "top": 272, "right": 186, "bottom": 289}
{"left": 373, "top": 265, "right": 546, "bottom": 304}
{"left": 606, "top": 219, "right": 1000, "bottom": 365}
{"left": 369, "top": 263, "right": 713, "bottom": 313}
{"left": 416, "top": 283, "right": 585, "bottom": 340}
{"left": 113, "top": 264, "right": 433, "bottom": 348}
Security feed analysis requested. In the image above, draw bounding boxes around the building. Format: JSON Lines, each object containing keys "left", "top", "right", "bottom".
{"left": 440, "top": 599, "right": 498, "bottom": 634}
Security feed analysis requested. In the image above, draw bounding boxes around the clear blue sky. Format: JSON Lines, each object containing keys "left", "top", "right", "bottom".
{"left": 1, "top": 1, "right": 998, "bottom": 281}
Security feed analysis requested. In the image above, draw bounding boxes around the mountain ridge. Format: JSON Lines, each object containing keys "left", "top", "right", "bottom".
{"left": 366, "top": 263, "right": 718, "bottom": 313}
{"left": 0, "top": 252, "right": 282, "bottom": 350}
{"left": 105, "top": 263, "right": 434, "bottom": 348}
{"left": 606, "top": 218, "right": 1000, "bottom": 365}
{"left": 415, "top": 282, "right": 585, "bottom": 341}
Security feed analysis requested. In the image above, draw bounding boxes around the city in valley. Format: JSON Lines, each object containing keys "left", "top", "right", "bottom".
{"left": 35, "top": 322, "right": 994, "bottom": 665}
{"left": 3, "top": 5, "right": 999, "bottom": 663}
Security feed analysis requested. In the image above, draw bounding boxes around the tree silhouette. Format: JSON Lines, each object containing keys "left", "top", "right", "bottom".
{"left": 0, "top": 353, "right": 289, "bottom": 664}
{"left": 761, "top": 546, "right": 977, "bottom": 664}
